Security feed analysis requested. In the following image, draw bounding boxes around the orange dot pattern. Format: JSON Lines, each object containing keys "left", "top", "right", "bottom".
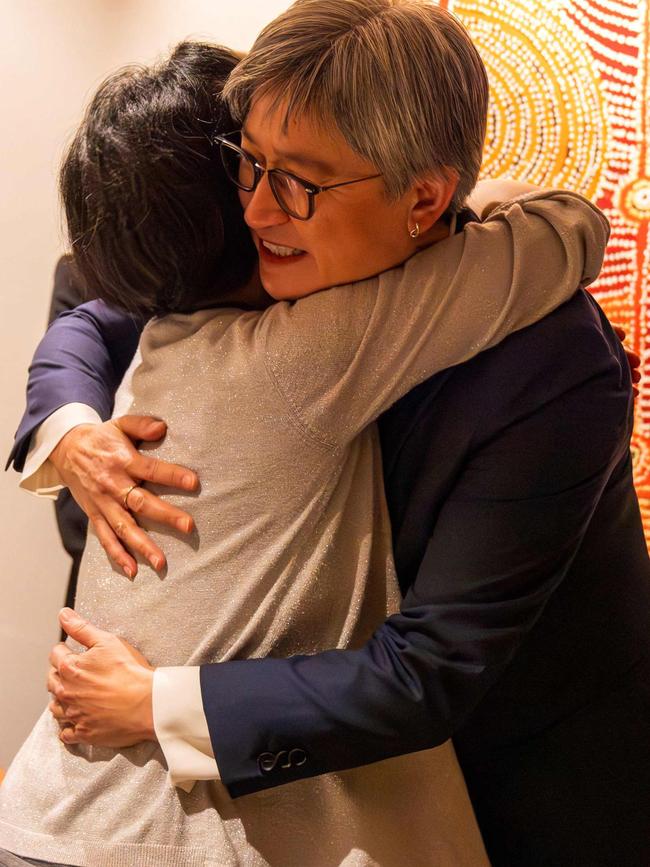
{"left": 445, "top": 0, "right": 650, "bottom": 548}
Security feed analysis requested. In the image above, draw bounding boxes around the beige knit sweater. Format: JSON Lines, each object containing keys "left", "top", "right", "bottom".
{"left": 0, "top": 192, "right": 608, "bottom": 867}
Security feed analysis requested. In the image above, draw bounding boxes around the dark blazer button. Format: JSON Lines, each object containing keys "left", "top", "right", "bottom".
{"left": 289, "top": 748, "right": 307, "bottom": 767}
{"left": 257, "top": 749, "right": 308, "bottom": 774}
{"left": 257, "top": 752, "right": 277, "bottom": 774}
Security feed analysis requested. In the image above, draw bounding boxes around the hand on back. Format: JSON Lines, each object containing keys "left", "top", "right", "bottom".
{"left": 50, "top": 416, "right": 199, "bottom": 578}
{"left": 48, "top": 323, "right": 639, "bottom": 582}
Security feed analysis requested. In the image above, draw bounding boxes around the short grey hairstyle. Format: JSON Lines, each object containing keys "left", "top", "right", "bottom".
{"left": 223, "top": 0, "right": 489, "bottom": 210}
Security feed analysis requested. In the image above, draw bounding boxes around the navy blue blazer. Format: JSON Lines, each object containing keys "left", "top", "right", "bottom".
{"left": 9, "top": 280, "right": 650, "bottom": 865}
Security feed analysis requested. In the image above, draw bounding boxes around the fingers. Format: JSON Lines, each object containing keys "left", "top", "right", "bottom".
{"left": 75, "top": 483, "right": 137, "bottom": 578}
{"left": 110, "top": 416, "right": 200, "bottom": 492}
{"left": 628, "top": 352, "right": 642, "bottom": 370}
{"left": 122, "top": 485, "right": 194, "bottom": 534}
{"left": 47, "top": 665, "right": 84, "bottom": 744}
{"left": 113, "top": 415, "right": 167, "bottom": 443}
{"left": 47, "top": 664, "right": 72, "bottom": 711}
{"left": 89, "top": 489, "right": 195, "bottom": 575}
{"left": 613, "top": 325, "right": 642, "bottom": 395}
{"left": 49, "top": 642, "right": 73, "bottom": 671}
{"left": 58, "top": 608, "right": 110, "bottom": 650}
{"left": 60, "top": 725, "right": 83, "bottom": 745}
{"left": 48, "top": 416, "right": 198, "bottom": 579}
{"left": 49, "top": 699, "right": 79, "bottom": 724}
{"left": 85, "top": 505, "right": 138, "bottom": 579}
{"left": 89, "top": 466, "right": 145, "bottom": 503}
{"left": 86, "top": 486, "right": 185, "bottom": 575}
{"left": 47, "top": 665, "right": 62, "bottom": 697}
{"left": 98, "top": 496, "right": 167, "bottom": 571}
{"left": 48, "top": 645, "right": 81, "bottom": 690}
{"left": 128, "top": 452, "right": 199, "bottom": 493}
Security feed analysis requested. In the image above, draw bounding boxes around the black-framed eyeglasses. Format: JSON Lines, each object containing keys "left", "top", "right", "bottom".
{"left": 215, "top": 131, "right": 382, "bottom": 221}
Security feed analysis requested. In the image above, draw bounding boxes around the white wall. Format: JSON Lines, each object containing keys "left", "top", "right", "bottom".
{"left": 0, "top": 0, "right": 289, "bottom": 771}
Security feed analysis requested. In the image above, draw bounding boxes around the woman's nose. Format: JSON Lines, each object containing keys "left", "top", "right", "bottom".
{"left": 242, "top": 174, "right": 289, "bottom": 230}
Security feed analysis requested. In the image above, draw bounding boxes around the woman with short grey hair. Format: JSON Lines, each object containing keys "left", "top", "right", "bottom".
{"left": 224, "top": 0, "right": 489, "bottom": 210}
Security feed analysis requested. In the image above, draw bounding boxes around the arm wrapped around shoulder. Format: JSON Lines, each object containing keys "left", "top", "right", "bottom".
{"left": 484, "top": 189, "right": 610, "bottom": 291}
{"left": 262, "top": 189, "right": 610, "bottom": 445}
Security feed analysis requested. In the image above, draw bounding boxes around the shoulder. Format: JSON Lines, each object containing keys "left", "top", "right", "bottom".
{"left": 380, "top": 290, "right": 632, "bottom": 493}
{"left": 383, "top": 290, "right": 628, "bottom": 439}
{"left": 140, "top": 308, "right": 263, "bottom": 356}
{"left": 381, "top": 291, "right": 634, "bottom": 589}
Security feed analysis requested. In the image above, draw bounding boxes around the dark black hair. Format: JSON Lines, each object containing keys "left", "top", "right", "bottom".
{"left": 60, "top": 41, "right": 256, "bottom": 316}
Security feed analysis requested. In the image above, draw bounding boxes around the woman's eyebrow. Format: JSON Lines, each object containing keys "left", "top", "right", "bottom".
{"left": 242, "top": 126, "right": 337, "bottom": 177}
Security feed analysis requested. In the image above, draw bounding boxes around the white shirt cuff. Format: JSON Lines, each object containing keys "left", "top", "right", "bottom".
{"left": 152, "top": 666, "right": 221, "bottom": 793}
{"left": 19, "top": 404, "right": 102, "bottom": 498}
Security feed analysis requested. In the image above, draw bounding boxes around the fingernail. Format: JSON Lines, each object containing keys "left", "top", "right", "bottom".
{"left": 59, "top": 608, "right": 73, "bottom": 621}
{"left": 182, "top": 474, "right": 196, "bottom": 489}
{"left": 177, "top": 518, "right": 193, "bottom": 533}
{"left": 124, "top": 564, "right": 135, "bottom": 580}
{"left": 149, "top": 555, "right": 164, "bottom": 571}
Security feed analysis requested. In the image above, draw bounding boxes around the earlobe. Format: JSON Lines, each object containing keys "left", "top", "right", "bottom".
{"left": 409, "top": 172, "right": 458, "bottom": 235}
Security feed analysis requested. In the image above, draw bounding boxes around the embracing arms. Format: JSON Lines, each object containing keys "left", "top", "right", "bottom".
{"left": 191, "top": 292, "right": 641, "bottom": 795}
{"left": 259, "top": 189, "right": 608, "bottom": 443}
{"left": 47, "top": 291, "right": 641, "bottom": 796}
{"left": 10, "top": 187, "right": 612, "bottom": 576}
{"left": 10, "top": 292, "right": 199, "bottom": 575}
{"left": 8, "top": 186, "right": 637, "bottom": 794}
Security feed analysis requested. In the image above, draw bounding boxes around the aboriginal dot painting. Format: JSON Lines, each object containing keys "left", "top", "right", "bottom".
{"left": 442, "top": 0, "right": 650, "bottom": 546}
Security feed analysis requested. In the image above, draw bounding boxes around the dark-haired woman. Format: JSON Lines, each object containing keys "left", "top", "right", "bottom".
{"left": 0, "top": 37, "right": 608, "bottom": 867}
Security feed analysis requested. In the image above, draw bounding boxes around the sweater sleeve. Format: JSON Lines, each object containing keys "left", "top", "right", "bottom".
{"left": 259, "top": 191, "right": 609, "bottom": 447}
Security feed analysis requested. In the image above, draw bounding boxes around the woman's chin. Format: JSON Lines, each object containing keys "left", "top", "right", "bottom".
{"left": 260, "top": 263, "right": 325, "bottom": 301}
{"left": 265, "top": 284, "right": 311, "bottom": 301}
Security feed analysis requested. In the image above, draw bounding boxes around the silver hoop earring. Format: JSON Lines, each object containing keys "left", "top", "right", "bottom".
{"left": 409, "top": 222, "right": 420, "bottom": 239}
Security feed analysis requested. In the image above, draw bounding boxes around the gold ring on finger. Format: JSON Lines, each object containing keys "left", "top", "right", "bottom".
{"left": 122, "top": 483, "right": 141, "bottom": 510}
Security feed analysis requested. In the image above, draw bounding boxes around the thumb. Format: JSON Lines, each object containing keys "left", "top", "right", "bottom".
{"left": 59, "top": 608, "right": 109, "bottom": 649}
{"left": 113, "top": 415, "right": 167, "bottom": 443}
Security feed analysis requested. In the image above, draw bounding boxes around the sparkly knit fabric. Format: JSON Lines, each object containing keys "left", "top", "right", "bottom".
{"left": 0, "top": 193, "right": 608, "bottom": 866}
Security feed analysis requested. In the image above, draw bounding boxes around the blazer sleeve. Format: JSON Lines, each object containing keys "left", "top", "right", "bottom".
{"left": 199, "top": 296, "right": 634, "bottom": 798}
{"left": 7, "top": 296, "right": 144, "bottom": 473}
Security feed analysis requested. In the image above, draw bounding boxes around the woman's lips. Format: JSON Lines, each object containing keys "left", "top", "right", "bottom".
{"left": 258, "top": 238, "right": 307, "bottom": 266}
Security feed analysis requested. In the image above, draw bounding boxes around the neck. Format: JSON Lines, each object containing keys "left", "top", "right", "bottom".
{"left": 414, "top": 216, "right": 456, "bottom": 251}
{"left": 214, "top": 267, "right": 273, "bottom": 311}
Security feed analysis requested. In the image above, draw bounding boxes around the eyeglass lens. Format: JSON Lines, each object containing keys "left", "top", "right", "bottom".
{"left": 220, "top": 143, "right": 310, "bottom": 219}
{"left": 269, "top": 173, "right": 309, "bottom": 219}
{"left": 220, "top": 144, "right": 255, "bottom": 190}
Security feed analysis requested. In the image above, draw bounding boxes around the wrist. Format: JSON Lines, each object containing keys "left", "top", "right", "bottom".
{"left": 135, "top": 665, "right": 157, "bottom": 742}
{"left": 49, "top": 423, "right": 96, "bottom": 474}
